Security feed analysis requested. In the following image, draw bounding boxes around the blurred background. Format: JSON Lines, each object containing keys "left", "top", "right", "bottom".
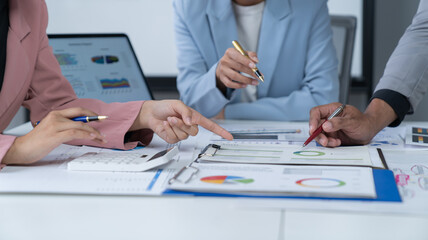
{"left": 6, "top": 0, "right": 424, "bottom": 130}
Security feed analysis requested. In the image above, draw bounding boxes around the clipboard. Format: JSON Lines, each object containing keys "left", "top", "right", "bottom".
{"left": 164, "top": 169, "right": 400, "bottom": 202}
{"left": 166, "top": 144, "right": 400, "bottom": 202}
{"left": 169, "top": 144, "right": 385, "bottom": 185}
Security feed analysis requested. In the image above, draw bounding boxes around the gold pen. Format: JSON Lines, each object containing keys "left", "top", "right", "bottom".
{"left": 232, "top": 40, "right": 264, "bottom": 82}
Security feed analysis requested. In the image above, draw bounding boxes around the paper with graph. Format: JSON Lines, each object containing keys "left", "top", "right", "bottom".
{"left": 169, "top": 163, "right": 376, "bottom": 198}
{"left": 198, "top": 143, "right": 373, "bottom": 167}
{"left": 209, "top": 121, "right": 309, "bottom": 143}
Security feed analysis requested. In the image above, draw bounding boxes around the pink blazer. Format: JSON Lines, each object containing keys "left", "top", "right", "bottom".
{"left": 0, "top": 0, "right": 153, "bottom": 162}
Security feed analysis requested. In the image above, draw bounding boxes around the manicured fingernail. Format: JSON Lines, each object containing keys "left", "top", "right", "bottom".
{"left": 323, "top": 122, "right": 333, "bottom": 131}
{"left": 170, "top": 117, "right": 177, "bottom": 124}
{"left": 185, "top": 117, "right": 192, "bottom": 125}
{"left": 249, "top": 62, "right": 256, "bottom": 68}
{"left": 252, "top": 80, "right": 258, "bottom": 85}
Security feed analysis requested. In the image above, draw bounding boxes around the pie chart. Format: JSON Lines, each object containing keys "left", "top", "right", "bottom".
{"left": 293, "top": 150, "right": 325, "bottom": 157}
{"left": 91, "top": 55, "right": 119, "bottom": 64}
{"left": 296, "top": 178, "right": 345, "bottom": 188}
{"left": 200, "top": 176, "right": 254, "bottom": 184}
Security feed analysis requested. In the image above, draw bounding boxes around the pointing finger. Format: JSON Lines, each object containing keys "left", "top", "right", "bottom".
{"left": 190, "top": 110, "right": 233, "bottom": 140}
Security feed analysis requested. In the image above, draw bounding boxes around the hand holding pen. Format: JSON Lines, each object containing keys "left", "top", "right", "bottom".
{"left": 3, "top": 108, "right": 107, "bottom": 165}
{"left": 309, "top": 102, "right": 382, "bottom": 147}
{"left": 35, "top": 115, "right": 108, "bottom": 126}
{"left": 304, "top": 104, "right": 346, "bottom": 147}
{"left": 215, "top": 40, "right": 263, "bottom": 92}
{"left": 232, "top": 40, "right": 264, "bottom": 82}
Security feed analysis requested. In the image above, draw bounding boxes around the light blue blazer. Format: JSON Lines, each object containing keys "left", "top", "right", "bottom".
{"left": 173, "top": 0, "right": 339, "bottom": 120}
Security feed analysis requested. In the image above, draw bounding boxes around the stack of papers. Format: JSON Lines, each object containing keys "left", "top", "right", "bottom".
{"left": 169, "top": 163, "right": 377, "bottom": 199}
{"left": 1, "top": 121, "right": 399, "bottom": 202}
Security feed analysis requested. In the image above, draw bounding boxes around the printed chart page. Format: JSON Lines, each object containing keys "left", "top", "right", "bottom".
{"left": 209, "top": 121, "right": 309, "bottom": 145}
{"left": 169, "top": 163, "right": 376, "bottom": 199}
{"left": 199, "top": 143, "right": 373, "bottom": 167}
{"left": 238, "top": 148, "right": 428, "bottom": 215}
{"left": 406, "top": 125, "right": 428, "bottom": 146}
{"left": 370, "top": 126, "right": 405, "bottom": 148}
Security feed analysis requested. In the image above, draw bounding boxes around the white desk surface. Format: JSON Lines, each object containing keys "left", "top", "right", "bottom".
{"left": 2, "top": 121, "right": 428, "bottom": 240}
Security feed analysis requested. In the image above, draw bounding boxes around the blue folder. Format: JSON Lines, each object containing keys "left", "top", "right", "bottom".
{"left": 163, "top": 169, "right": 402, "bottom": 202}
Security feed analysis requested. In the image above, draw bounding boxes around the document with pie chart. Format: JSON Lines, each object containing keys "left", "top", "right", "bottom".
{"left": 198, "top": 144, "right": 373, "bottom": 167}
{"left": 169, "top": 163, "right": 376, "bottom": 199}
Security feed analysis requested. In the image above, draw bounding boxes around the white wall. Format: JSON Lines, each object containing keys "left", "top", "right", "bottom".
{"left": 45, "top": 0, "right": 363, "bottom": 77}
{"left": 45, "top": 0, "right": 177, "bottom": 76}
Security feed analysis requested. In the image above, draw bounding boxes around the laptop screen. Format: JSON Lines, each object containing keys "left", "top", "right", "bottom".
{"left": 48, "top": 34, "right": 153, "bottom": 103}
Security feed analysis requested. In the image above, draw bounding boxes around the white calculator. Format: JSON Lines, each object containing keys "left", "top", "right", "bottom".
{"left": 67, "top": 147, "right": 179, "bottom": 172}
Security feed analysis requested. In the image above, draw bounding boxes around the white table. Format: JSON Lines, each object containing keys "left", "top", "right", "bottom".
{"left": 2, "top": 121, "right": 428, "bottom": 240}
{"left": 1, "top": 194, "right": 427, "bottom": 240}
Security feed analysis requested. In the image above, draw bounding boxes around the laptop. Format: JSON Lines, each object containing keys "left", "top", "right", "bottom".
{"left": 48, "top": 33, "right": 153, "bottom": 103}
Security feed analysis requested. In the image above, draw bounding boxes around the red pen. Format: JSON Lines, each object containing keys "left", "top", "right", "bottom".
{"left": 303, "top": 104, "right": 346, "bottom": 147}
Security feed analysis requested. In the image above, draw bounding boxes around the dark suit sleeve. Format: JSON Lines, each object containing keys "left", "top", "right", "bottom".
{"left": 374, "top": 0, "right": 428, "bottom": 120}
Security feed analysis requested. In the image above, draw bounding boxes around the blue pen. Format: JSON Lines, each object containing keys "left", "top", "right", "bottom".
{"left": 35, "top": 116, "right": 108, "bottom": 126}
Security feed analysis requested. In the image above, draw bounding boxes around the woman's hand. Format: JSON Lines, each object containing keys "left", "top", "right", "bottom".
{"left": 3, "top": 108, "right": 106, "bottom": 165}
{"left": 130, "top": 100, "right": 233, "bottom": 144}
{"left": 215, "top": 48, "right": 260, "bottom": 92}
